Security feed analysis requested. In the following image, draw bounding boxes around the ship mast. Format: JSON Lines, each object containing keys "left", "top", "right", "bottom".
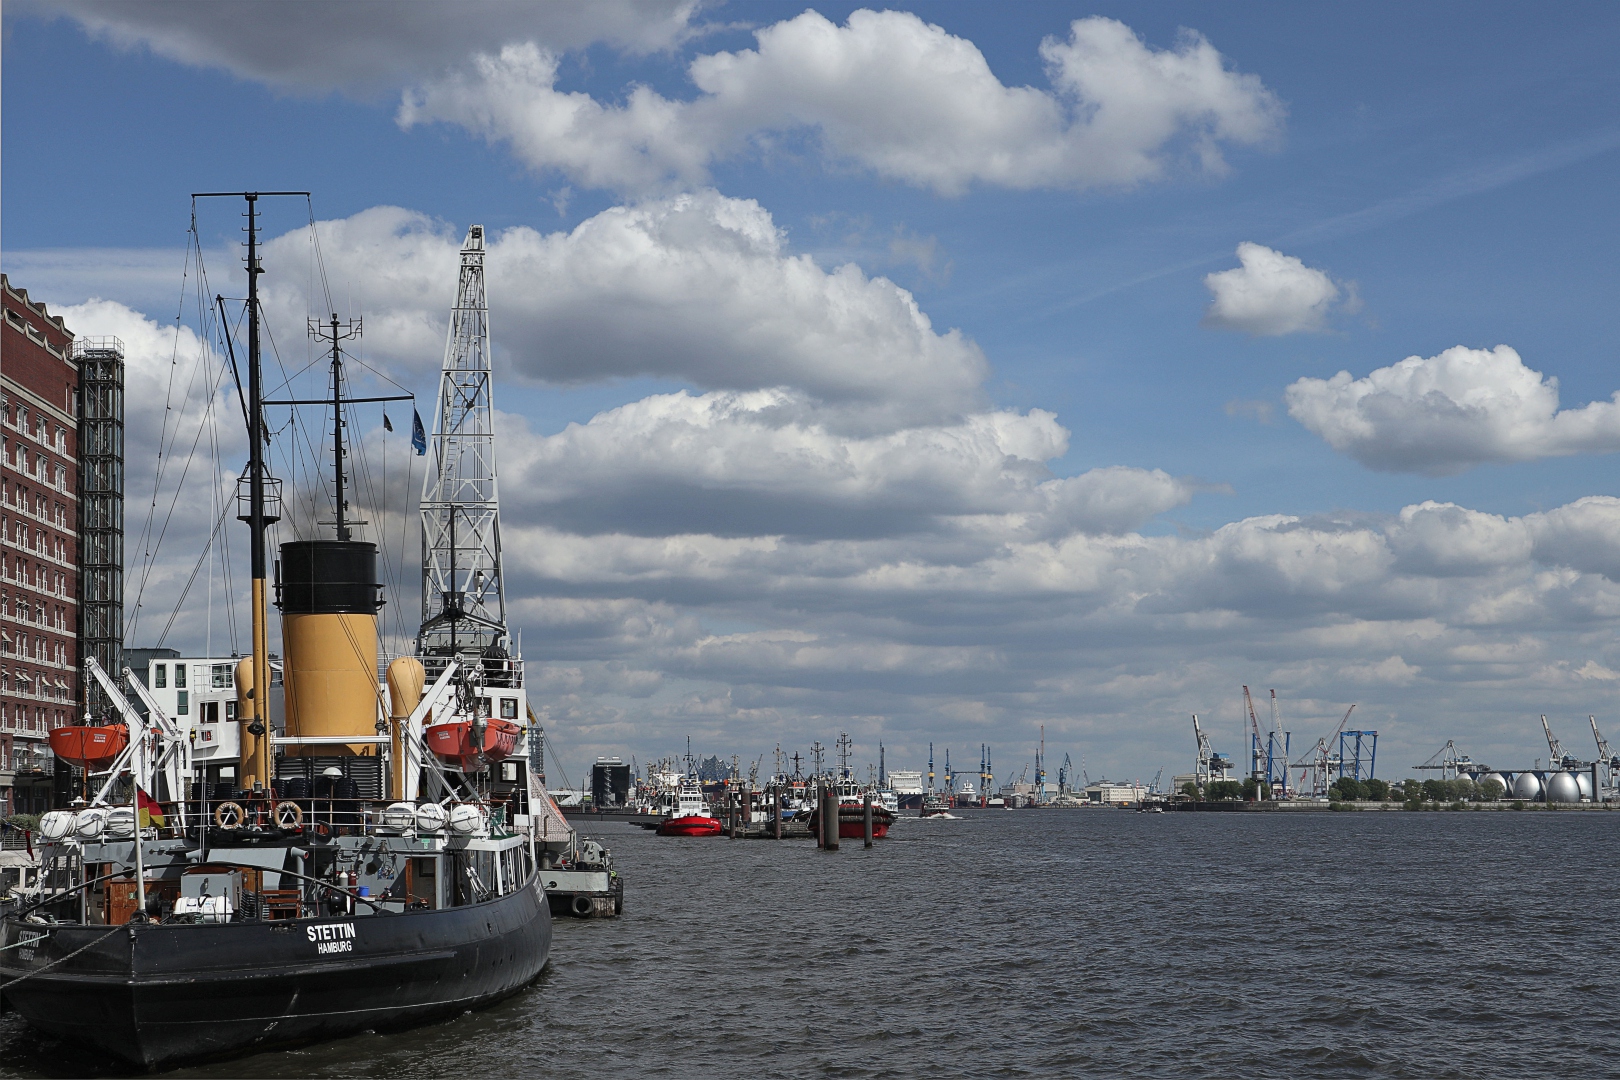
{"left": 195, "top": 190, "right": 306, "bottom": 788}
{"left": 418, "top": 225, "right": 509, "bottom": 664}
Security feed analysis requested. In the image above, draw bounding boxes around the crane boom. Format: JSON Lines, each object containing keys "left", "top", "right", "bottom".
{"left": 1593, "top": 716, "right": 1618, "bottom": 767}
{"left": 1541, "top": 715, "right": 1567, "bottom": 765}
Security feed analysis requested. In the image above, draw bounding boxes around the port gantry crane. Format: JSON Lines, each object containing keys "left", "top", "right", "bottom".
{"left": 1057, "top": 752, "right": 1073, "bottom": 797}
{"left": 1191, "top": 714, "right": 1233, "bottom": 791}
{"left": 1291, "top": 704, "right": 1356, "bottom": 796}
{"left": 1242, "top": 686, "right": 1290, "bottom": 796}
{"left": 1412, "top": 740, "right": 1480, "bottom": 781}
{"left": 1592, "top": 717, "right": 1619, "bottom": 799}
{"left": 1540, "top": 715, "right": 1581, "bottom": 769}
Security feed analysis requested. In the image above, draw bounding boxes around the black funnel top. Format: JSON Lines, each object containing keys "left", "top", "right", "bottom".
{"left": 278, "top": 540, "right": 383, "bottom": 614}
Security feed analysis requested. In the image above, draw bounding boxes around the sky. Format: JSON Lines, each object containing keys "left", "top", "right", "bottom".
{"left": 4, "top": 1, "right": 1619, "bottom": 787}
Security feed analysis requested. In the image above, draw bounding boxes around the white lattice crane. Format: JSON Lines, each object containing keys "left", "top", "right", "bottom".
{"left": 418, "top": 225, "right": 510, "bottom": 664}
{"left": 1541, "top": 715, "right": 1579, "bottom": 768}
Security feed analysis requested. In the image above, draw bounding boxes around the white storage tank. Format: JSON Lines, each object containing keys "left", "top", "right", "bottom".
{"left": 1479, "top": 772, "right": 1510, "bottom": 797}
{"left": 1545, "top": 771, "right": 1582, "bottom": 804}
{"left": 1511, "top": 772, "right": 1544, "bottom": 801}
{"left": 1575, "top": 772, "right": 1595, "bottom": 800}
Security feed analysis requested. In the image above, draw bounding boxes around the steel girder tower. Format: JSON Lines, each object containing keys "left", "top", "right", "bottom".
{"left": 417, "top": 225, "right": 510, "bottom": 667}
{"left": 74, "top": 337, "right": 124, "bottom": 715}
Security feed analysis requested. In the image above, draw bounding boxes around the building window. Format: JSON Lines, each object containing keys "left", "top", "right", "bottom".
{"left": 176, "top": 690, "right": 189, "bottom": 716}
{"left": 211, "top": 663, "right": 232, "bottom": 689}
{"left": 154, "top": 663, "right": 167, "bottom": 688}
{"left": 175, "top": 664, "right": 187, "bottom": 689}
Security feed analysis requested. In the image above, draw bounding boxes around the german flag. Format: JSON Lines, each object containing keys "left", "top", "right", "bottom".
{"left": 136, "top": 788, "right": 166, "bottom": 829}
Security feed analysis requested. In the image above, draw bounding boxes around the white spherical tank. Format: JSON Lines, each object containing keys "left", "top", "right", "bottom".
{"left": 1512, "top": 772, "right": 1543, "bottom": 800}
{"left": 1545, "top": 771, "right": 1581, "bottom": 804}
{"left": 1479, "top": 772, "right": 1509, "bottom": 798}
{"left": 1575, "top": 772, "right": 1594, "bottom": 800}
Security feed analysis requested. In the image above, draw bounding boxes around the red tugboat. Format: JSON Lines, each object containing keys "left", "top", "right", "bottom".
{"left": 807, "top": 775, "right": 896, "bottom": 840}
{"left": 655, "top": 777, "right": 723, "bottom": 836}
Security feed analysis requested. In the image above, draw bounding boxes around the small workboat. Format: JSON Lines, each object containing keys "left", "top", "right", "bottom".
{"left": 655, "top": 778, "right": 722, "bottom": 837}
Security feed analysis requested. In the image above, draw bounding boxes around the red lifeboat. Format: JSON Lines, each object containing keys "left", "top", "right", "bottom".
{"left": 49, "top": 725, "right": 129, "bottom": 769}
{"left": 424, "top": 717, "right": 521, "bottom": 771}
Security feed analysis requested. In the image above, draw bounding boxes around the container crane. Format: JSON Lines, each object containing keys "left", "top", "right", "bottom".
{"left": 1291, "top": 704, "right": 1355, "bottom": 796}
{"left": 1592, "top": 716, "right": 1618, "bottom": 769}
{"left": 1192, "top": 713, "right": 1233, "bottom": 789}
{"left": 1412, "top": 740, "right": 1479, "bottom": 781}
{"left": 1036, "top": 726, "right": 1046, "bottom": 798}
{"left": 1541, "top": 716, "right": 1579, "bottom": 769}
{"left": 1242, "top": 686, "right": 1288, "bottom": 794}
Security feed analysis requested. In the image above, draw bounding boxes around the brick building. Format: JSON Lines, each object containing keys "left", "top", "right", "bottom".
{"left": 1, "top": 275, "right": 81, "bottom": 816}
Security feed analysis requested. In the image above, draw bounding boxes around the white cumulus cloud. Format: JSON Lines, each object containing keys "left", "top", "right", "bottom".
{"left": 495, "top": 390, "right": 1197, "bottom": 541}
{"left": 260, "top": 193, "right": 989, "bottom": 429}
{"left": 398, "top": 10, "right": 1283, "bottom": 196}
{"left": 1286, "top": 345, "right": 1620, "bottom": 474}
{"left": 1203, "top": 242, "right": 1344, "bottom": 335}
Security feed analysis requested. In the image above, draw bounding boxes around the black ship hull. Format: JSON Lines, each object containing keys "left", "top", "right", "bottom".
{"left": 0, "top": 875, "right": 551, "bottom": 1069}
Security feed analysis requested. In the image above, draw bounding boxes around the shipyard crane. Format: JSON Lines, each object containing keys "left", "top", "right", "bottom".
{"left": 1592, "top": 716, "right": 1618, "bottom": 768}
{"left": 1412, "top": 740, "right": 1479, "bottom": 781}
{"left": 1057, "top": 752, "right": 1073, "bottom": 796}
{"left": 1242, "top": 686, "right": 1275, "bottom": 791}
{"left": 1593, "top": 717, "right": 1619, "bottom": 800}
{"left": 1291, "top": 704, "right": 1355, "bottom": 796}
{"left": 1036, "top": 726, "right": 1047, "bottom": 796}
{"left": 1150, "top": 766, "right": 1164, "bottom": 794}
{"left": 1541, "top": 716, "right": 1579, "bottom": 769}
{"left": 1191, "top": 714, "right": 1234, "bottom": 790}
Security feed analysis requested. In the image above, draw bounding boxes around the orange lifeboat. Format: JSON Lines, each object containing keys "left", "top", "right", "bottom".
{"left": 424, "top": 717, "right": 521, "bottom": 771}
{"left": 49, "top": 725, "right": 129, "bottom": 769}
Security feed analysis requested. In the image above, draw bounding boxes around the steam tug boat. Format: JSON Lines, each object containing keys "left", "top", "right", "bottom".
{"left": 0, "top": 200, "right": 552, "bottom": 1068}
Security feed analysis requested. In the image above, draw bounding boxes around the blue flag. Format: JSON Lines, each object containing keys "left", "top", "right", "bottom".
{"left": 411, "top": 409, "right": 427, "bottom": 456}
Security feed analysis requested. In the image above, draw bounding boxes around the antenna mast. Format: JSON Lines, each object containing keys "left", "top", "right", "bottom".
{"left": 418, "top": 225, "right": 508, "bottom": 660}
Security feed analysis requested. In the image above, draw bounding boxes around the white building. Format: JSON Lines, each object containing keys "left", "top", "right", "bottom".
{"left": 1083, "top": 780, "right": 1147, "bottom": 805}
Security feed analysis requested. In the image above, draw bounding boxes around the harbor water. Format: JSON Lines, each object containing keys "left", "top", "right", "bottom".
{"left": 1, "top": 809, "right": 1614, "bottom": 1078}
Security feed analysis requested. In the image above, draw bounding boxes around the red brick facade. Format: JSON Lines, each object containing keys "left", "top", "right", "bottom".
{"left": 1, "top": 275, "right": 79, "bottom": 816}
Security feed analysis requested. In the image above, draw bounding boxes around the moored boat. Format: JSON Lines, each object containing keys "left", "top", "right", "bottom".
{"left": 655, "top": 777, "right": 723, "bottom": 837}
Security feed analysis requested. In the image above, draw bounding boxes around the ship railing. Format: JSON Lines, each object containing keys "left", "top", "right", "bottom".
{"left": 419, "top": 652, "right": 524, "bottom": 688}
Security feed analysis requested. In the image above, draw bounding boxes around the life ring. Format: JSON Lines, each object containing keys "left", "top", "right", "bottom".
{"left": 273, "top": 801, "right": 304, "bottom": 829}
{"left": 571, "top": 894, "right": 594, "bottom": 917}
{"left": 213, "top": 801, "right": 245, "bottom": 829}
